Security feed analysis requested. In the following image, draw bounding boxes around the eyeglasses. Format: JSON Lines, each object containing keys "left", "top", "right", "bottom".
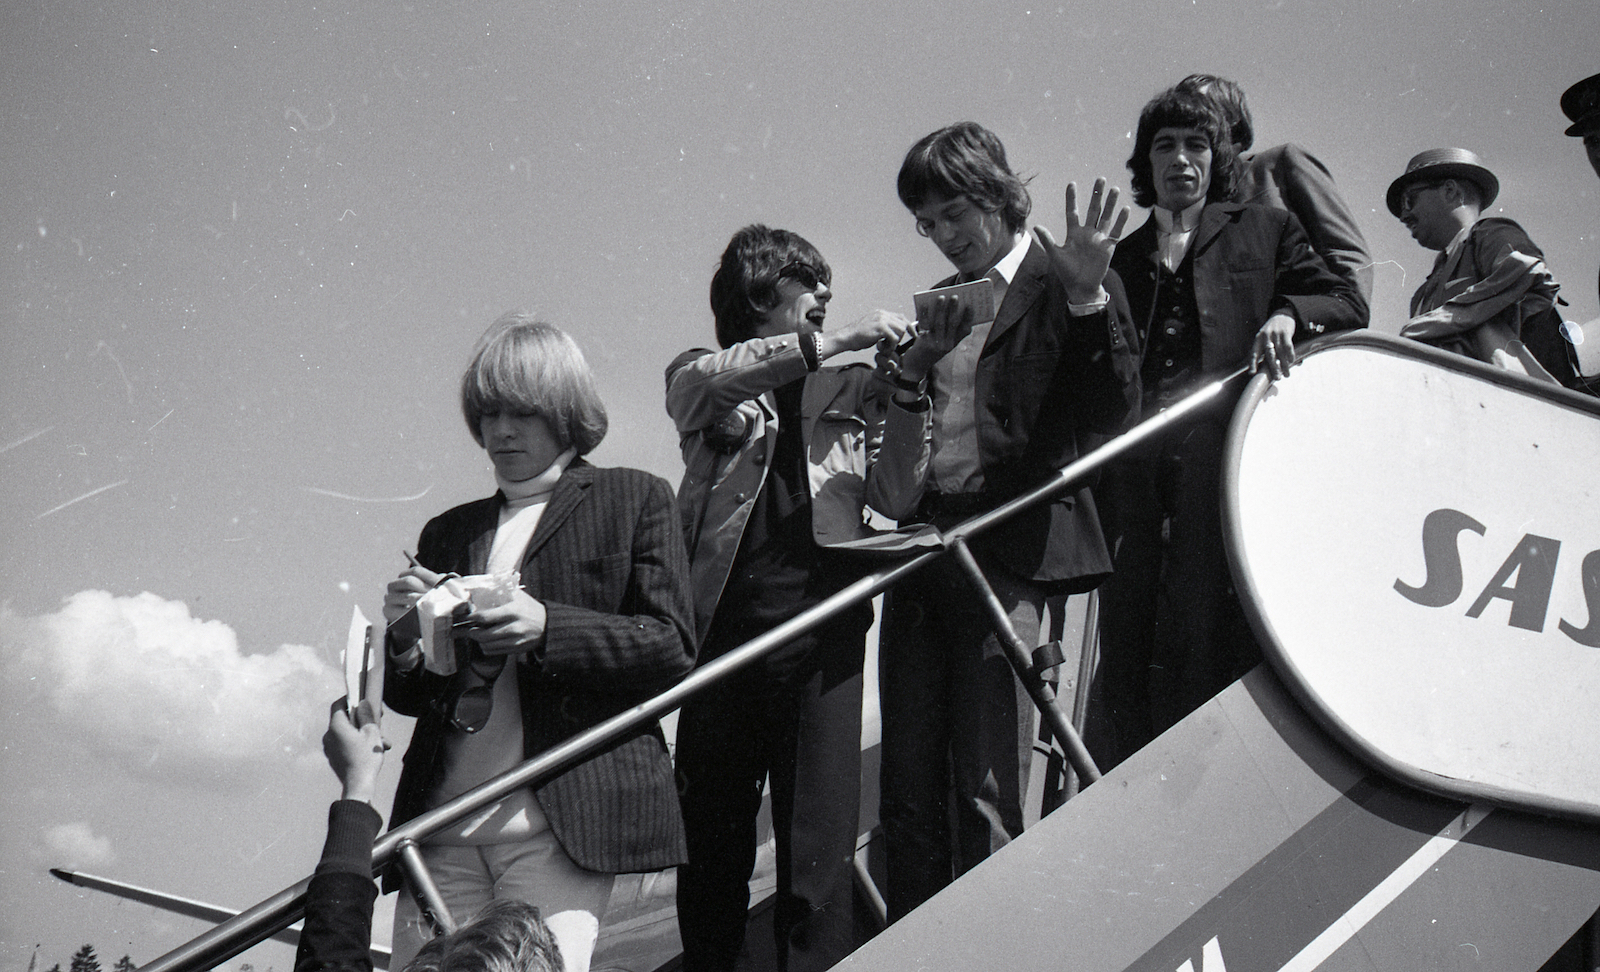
{"left": 914, "top": 201, "right": 974, "bottom": 238}
{"left": 778, "top": 261, "right": 829, "bottom": 290}
{"left": 1399, "top": 182, "right": 1444, "bottom": 214}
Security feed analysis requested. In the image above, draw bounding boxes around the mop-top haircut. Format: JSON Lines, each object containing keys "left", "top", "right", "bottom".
{"left": 460, "top": 313, "right": 609, "bottom": 454}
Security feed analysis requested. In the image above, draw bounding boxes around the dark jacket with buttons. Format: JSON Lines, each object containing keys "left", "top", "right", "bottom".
{"left": 385, "top": 461, "right": 696, "bottom": 875}
{"left": 1111, "top": 202, "right": 1368, "bottom": 388}
{"left": 906, "top": 234, "right": 1141, "bottom": 592}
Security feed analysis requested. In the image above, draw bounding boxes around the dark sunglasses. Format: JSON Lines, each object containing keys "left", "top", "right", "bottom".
{"left": 1399, "top": 182, "right": 1444, "bottom": 213}
{"left": 778, "top": 261, "right": 828, "bottom": 291}
{"left": 447, "top": 653, "right": 508, "bottom": 733}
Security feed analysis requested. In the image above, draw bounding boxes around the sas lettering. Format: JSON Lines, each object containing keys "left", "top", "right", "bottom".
{"left": 1394, "top": 508, "right": 1600, "bottom": 646}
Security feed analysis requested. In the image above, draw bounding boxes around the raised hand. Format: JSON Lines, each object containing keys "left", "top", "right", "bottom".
{"left": 323, "top": 698, "right": 388, "bottom": 803}
{"left": 1054, "top": 178, "right": 1129, "bottom": 303}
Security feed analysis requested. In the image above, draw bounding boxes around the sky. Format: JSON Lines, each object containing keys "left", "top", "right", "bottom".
{"left": 3, "top": 0, "right": 1597, "bottom": 969}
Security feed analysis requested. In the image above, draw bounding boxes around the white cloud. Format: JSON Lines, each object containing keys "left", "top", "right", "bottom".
{"left": 42, "top": 820, "right": 116, "bottom": 868}
{"left": 0, "top": 591, "right": 339, "bottom": 784}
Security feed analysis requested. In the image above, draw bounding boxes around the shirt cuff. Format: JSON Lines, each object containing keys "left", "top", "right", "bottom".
{"left": 1068, "top": 287, "right": 1110, "bottom": 315}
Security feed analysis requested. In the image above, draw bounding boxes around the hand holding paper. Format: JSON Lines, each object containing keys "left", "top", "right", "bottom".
{"left": 343, "top": 606, "right": 377, "bottom": 718}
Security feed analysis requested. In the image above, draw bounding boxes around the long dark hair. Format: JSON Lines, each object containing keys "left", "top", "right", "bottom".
{"left": 1127, "top": 89, "right": 1239, "bottom": 209}
{"left": 897, "top": 121, "right": 1032, "bottom": 234}
{"left": 708, "top": 224, "right": 831, "bottom": 349}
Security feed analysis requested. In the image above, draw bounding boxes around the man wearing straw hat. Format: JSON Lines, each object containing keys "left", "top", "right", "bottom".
{"left": 1390, "top": 147, "right": 1579, "bottom": 388}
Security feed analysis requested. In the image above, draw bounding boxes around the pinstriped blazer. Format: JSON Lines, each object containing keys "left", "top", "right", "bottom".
{"left": 385, "top": 460, "right": 696, "bottom": 874}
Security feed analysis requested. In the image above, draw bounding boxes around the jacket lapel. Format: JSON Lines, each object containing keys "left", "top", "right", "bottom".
{"left": 987, "top": 237, "right": 1046, "bottom": 348}
{"left": 1412, "top": 231, "right": 1471, "bottom": 316}
{"left": 520, "top": 460, "right": 595, "bottom": 567}
{"left": 1122, "top": 217, "right": 1160, "bottom": 265}
{"left": 1188, "top": 203, "right": 1236, "bottom": 264}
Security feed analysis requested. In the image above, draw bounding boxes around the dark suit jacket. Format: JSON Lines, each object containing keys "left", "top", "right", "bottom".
{"left": 924, "top": 234, "right": 1140, "bottom": 591}
{"left": 1238, "top": 144, "right": 1374, "bottom": 302}
{"left": 385, "top": 460, "right": 696, "bottom": 874}
{"left": 1110, "top": 202, "right": 1368, "bottom": 381}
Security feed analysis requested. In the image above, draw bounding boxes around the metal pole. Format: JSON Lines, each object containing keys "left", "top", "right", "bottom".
{"left": 394, "top": 839, "right": 456, "bottom": 935}
{"left": 1067, "top": 590, "right": 1100, "bottom": 799}
{"left": 947, "top": 538, "right": 1100, "bottom": 787}
{"left": 134, "top": 373, "right": 1247, "bottom": 972}
{"left": 853, "top": 851, "right": 889, "bottom": 930}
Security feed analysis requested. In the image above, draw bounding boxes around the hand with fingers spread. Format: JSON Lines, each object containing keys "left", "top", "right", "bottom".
{"left": 1054, "top": 178, "right": 1130, "bottom": 303}
{"left": 1251, "top": 312, "right": 1299, "bottom": 380}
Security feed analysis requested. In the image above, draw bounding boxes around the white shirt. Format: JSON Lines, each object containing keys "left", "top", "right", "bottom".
{"left": 1153, "top": 199, "right": 1206, "bottom": 271}
{"left": 433, "top": 449, "right": 575, "bottom": 844}
{"left": 929, "top": 231, "right": 1031, "bottom": 493}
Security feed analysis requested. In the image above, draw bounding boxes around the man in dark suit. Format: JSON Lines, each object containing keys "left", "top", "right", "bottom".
{"left": 1560, "top": 71, "right": 1600, "bottom": 389}
{"left": 1177, "top": 73, "right": 1374, "bottom": 304}
{"left": 873, "top": 121, "right": 1139, "bottom": 919}
{"left": 1087, "top": 89, "right": 1366, "bottom": 771}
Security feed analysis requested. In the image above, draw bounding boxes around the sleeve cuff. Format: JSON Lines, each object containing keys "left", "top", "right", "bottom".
{"left": 314, "top": 801, "right": 383, "bottom": 878}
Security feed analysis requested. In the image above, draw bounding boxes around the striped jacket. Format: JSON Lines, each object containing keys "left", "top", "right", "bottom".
{"left": 385, "top": 461, "right": 696, "bottom": 874}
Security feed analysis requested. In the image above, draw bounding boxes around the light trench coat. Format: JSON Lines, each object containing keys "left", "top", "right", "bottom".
{"left": 665, "top": 332, "right": 931, "bottom": 641}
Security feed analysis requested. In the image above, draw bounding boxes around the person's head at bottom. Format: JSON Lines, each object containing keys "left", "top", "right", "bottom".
{"left": 405, "top": 899, "right": 563, "bottom": 972}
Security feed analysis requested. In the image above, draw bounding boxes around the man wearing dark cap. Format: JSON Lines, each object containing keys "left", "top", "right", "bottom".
{"left": 1561, "top": 72, "right": 1600, "bottom": 182}
{"left": 1391, "top": 147, "right": 1580, "bottom": 388}
{"left": 1562, "top": 72, "right": 1600, "bottom": 319}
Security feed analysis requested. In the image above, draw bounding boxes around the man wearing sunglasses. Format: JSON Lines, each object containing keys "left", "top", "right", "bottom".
{"left": 666, "top": 225, "right": 926, "bottom": 972}
{"left": 871, "top": 121, "right": 1139, "bottom": 920}
{"left": 1391, "top": 147, "right": 1579, "bottom": 388}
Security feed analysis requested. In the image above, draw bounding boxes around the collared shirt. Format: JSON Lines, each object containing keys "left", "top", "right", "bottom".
{"left": 929, "top": 231, "right": 1030, "bottom": 493}
{"left": 1153, "top": 199, "right": 1206, "bottom": 271}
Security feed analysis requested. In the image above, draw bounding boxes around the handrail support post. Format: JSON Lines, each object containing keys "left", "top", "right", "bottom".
{"left": 395, "top": 839, "right": 457, "bottom": 937}
{"left": 947, "top": 537, "right": 1101, "bottom": 788}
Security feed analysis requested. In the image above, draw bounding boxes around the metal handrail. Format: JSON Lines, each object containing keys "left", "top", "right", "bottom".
{"left": 135, "top": 368, "right": 1245, "bottom": 972}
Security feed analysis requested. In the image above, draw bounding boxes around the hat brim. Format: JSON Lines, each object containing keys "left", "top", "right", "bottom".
{"left": 1386, "top": 163, "right": 1500, "bottom": 216}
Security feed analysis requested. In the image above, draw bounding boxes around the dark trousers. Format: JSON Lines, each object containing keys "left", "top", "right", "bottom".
{"left": 878, "top": 553, "right": 1039, "bottom": 921}
{"left": 1086, "top": 415, "right": 1259, "bottom": 771}
{"left": 675, "top": 636, "right": 864, "bottom": 972}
